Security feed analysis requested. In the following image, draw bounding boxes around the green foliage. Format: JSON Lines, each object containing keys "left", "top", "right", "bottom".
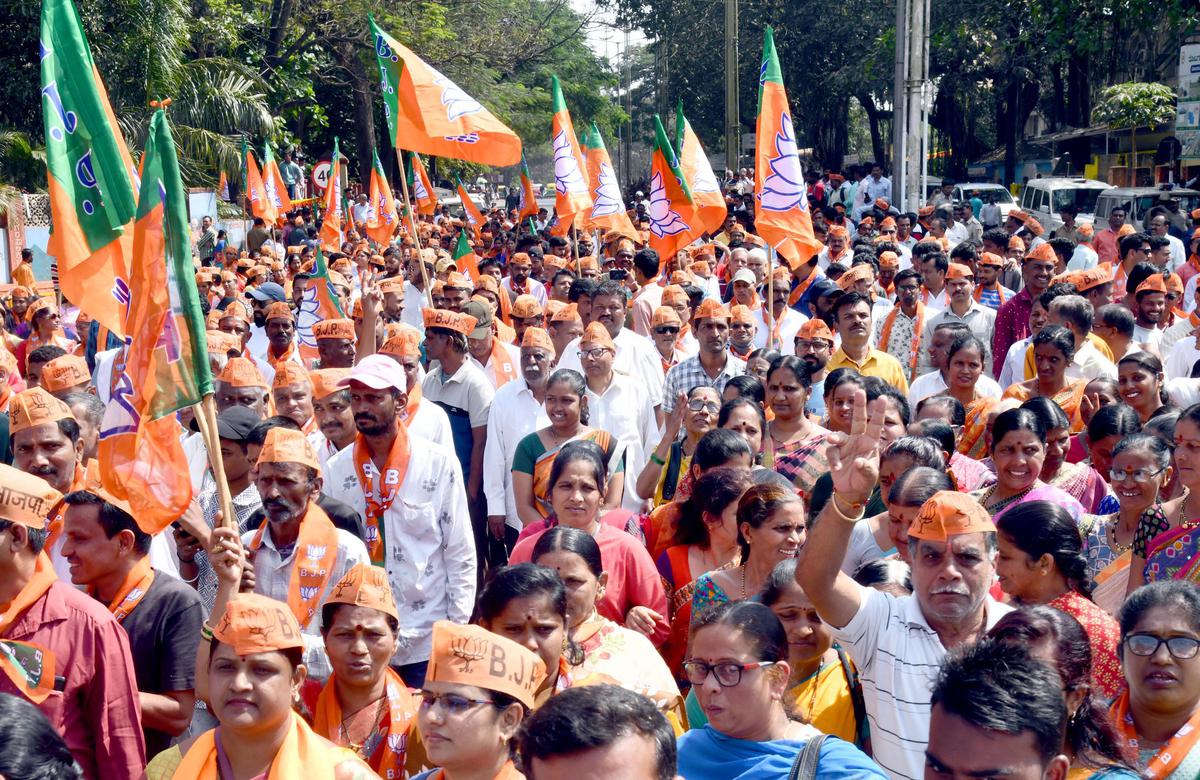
{"left": 1092, "top": 82, "right": 1177, "bottom": 129}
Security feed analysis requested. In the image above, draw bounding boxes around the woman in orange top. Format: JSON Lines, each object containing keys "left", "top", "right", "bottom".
{"left": 1002, "top": 325, "right": 1086, "bottom": 432}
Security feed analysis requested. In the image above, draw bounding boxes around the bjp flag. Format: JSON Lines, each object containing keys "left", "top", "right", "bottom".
{"left": 754, "top": 26, "right": 822, "bottom": 268}
{"left": 243, "top": 139, "right": 270, "bottom": 219}
{"left": 517, "top": 154, "right": 539, "bottom": 222}
{"left": 453, "top": 231, "right": 480, "bottom": 283}
{"left": 295, "top": 248, "right": 345, "bottom": 363}
{"left": 647, "top": 115, "right": 702, "bottom": 261}
{"left": 261, "top": 144, "right": 293, "bottom": 222}
{"left": 366, "top": 149, "right": 399, "bottom": 247}
{"left": 217, "top": 169, "right": 230, "bottom": 201}
{"left": 581, "top": 123, "right": 636, "bottom": 241}
{"left": 98, "top": 108, "right": 210, "bottom": 532}
{"left": 676, "top": 103, "right": 727, "bottom": 236}
{"left": 408, "top": 152, "right": 438, "bottom": 215}
{"left": 318, "top": 137, "right": 344, "bottom": 251}
{"left": 369, "top": 15, "right": 521, "bottom": 166}
{"left": 40, "top": 0, "right": 137, "bottom": 338}
{"left": 455, "top": 176, "right": 485, "bottom": 238}
{"left": 550, "top": 75, "right": 592, "bottom": 229}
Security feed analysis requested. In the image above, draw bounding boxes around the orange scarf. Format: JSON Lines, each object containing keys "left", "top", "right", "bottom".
{"left": 878, "top": 302, "right": 925, "bottom": 382}
{"left": 787, "top": 274, "right": 814, "bottom": 307}
{"left": 489, "top": 339, "right": 518, "bottom": 388}
{"left": 268, "top": 341, "right": 298, "bottom": 366}
{"left": 352, "top": 424, "right": 411, "bottom": 564}
{"left": 973, "top": 282, "right": 1006, "bottom": 306}
{"left": 919, "top": 286, "right": 942, "bottom": 306}
{"left": 91, "top": 557, "right": 155, "bottom": 624}
{"left": 175, "top": 713, "right": 362, "bottom": 778}
{"left": 312, "top": 668, "right": 416, "bottom": 777}
{"left": 403, "top": 382, "right": 422, "bottom": 422}
{"left": 43, "top": 464, "right": 85, "bottom": 554}
{"left": 249, "top": 504, "right": 340, "bottom": 627}
{"left": 768, "top": 305, "right": 787, "bottom": 350}
{"left": 1110, "top": 689, "right": 1200, "bottom": 779}
{"left": 0, "top": 553, "right": 58, "bottom": 637}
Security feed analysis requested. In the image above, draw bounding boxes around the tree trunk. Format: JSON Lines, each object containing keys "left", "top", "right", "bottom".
{"left": 330, "top": 44, "right": 376, "bottom": 182}
{"left": 856, "top": 92, "right": 886, "bottom": 170}
{"left": 265, "top": 0, "right": 295, "bottom": 69}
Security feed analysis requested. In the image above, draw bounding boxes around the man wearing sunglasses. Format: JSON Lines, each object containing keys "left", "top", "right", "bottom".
{"left": 662, "top": 299, "right": 745, "bottom": 415}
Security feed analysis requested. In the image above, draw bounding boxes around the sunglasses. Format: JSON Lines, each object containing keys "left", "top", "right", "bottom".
{"left": 655, "top": 326, "right": 680, "bottom": 336}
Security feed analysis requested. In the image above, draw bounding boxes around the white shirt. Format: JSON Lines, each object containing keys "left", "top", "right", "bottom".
{"left": 402, "top": 280, "right": 428, "bottom": 333}
{"left": 586, "top": 373, "right": 658, "bottom": 508}
{"left": 307, "top": 430, "right": 344, "bottom": 475}
{"left": 483, "top": 379, "right": 549, "bottom": 528}
{"left": 1166, "top": 234, "right": 1187, "bottom": 271}
{"left": 324, "top": 435, "right": 476, "bottom": 666}
{"left": 920, "top": 302, "right": 997, "bottom": 377}
{"left": 907, "top": 369, "right": 1002, "bottom": 408}
{"left": 1160, "top": 315, "right": 1197, "bottom": 361}
{"left": 92, "top": 346, "right": 122, "bottom": 405}
{"left": 831, "top": 586, "right": 1012, "bottom": 780}
{"left": 557, "top": 327, "right": 665, "bottom": 407}
{"left": 1067, "top": 340, "right": 1117, "bottom": 381}
{"left": 406, "top": 397, "right": 454, "bottom": 451}
{"left": 1068, "top": 243, "right": 1100, "bottom": 271}
{"left": 1133, "top": 323, "right": 1163, "bottom": 352}
{"left": 502, "top": 276, "right": 548, "bottom": 306}
{"left": 182, "top": 430, "right": 211, "bottom": 493}
{"left": 999, "top": 337, "right": 1032, "bottom": 388}
{"left": 247, "top": 324, "right": 270, "bottom": 362}
{"left": 944, "top": 221, "right": 969, "bottom": 247}
{"left": 469, "top": 341, "right": 521, "bottom": 390}
{"left": 1166, "top": 334, "right": 1200, "bottom": 380}
{"left": 751, "top": 306, "right": 808, "bottom": 354}
{"left": 241, "top": 519, "right": 369, "bottom": 682}
{"left": 421, "top": 359, "right": 495, "bottom": 429}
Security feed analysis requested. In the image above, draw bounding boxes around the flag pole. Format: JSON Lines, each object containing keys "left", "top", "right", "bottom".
{"left": 767, "top": 244, "right": 776, "bottom": 349}
{"left": 394, "top": 153, "right": 434, "bottom": 309}
{"left": 193, "top": 394, "right": 236, "bottom": 530}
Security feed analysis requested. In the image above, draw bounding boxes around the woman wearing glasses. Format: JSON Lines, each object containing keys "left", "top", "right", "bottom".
{"left": 1110, "top": 581, "right": 1200, "bottom": 777}
{"left": 677, "top": 601, "right": 886, "bottom": 779}
{"left": 761, "top": 356, "right": 830, "bottom": 499}
{"left": 993, "top": 501, "right": 1125, "bottom": 700}
{"left": 411, "top": 621, "right": 546, "bottom": 780}
{"left": 635, "top": 385, "right": 721, "bottom": 507}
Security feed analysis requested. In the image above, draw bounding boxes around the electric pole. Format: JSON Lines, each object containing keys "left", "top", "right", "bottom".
{"left": 892, "top": 0, "right": 907, "bottom": 202}
{"left": 724, "top": 0, "right": 740, "bottom": 172}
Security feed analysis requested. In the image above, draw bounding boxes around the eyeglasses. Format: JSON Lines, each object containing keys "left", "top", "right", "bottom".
{"left": 1108, "top": 467, "right": 1166, "bottom": 484}
{"left": 681, "top": 660, "right": 777, "bottom": 687}
{"left": 419, "top": 691, "right": 497, "bottom": 715}
{"left": 577, "top": 347, "right": 611, "bottom": 360}
{"left": 687, "top": 398, "right": 721, "bottom": 414}
{"left": 654, "top": 326, "right": 680, "bottom": 336}
{"left": 1124, "top": 633, "right": 1200, "bottom": 660}
{"left": 794, "top": 340, "right": 830, "bottom": 351}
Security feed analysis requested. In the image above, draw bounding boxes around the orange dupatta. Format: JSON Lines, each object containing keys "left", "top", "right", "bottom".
{"left": 402, "top": 382, "right": 423, "bottom": 422}
{"left": 973, "top": 283, "right": 1006, "bottom": 305}
{"left": 173, "top": 712, "right": 365, "bottom": 778}
{"left": 877, "top": 302, "right": 925, "bottom": 382}
{"left": 489, "top": 339, "right": 518, "bottom": 388}
{"left": 352, "top": 423, "right": 411, "bottom": 564}
{"left": 91, "top": 556, "right": 155, "bottom": 623}
{"left": 0, "top": 553, "right": 58, "bottom": 637}
{"left": 248, "top": 504, "right": 340, "bottom": 627}
{"left": 312, "top": 667, "right": 416, "bottom": 777}
{"left": 1110, "top": 690, "right": 1200, "bottom": 779}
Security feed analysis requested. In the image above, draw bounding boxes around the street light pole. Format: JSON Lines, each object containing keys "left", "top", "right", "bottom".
{"left": 724, "top": 0, "right": 740, "bottom": 172}
{"left": 892, "top": 0, "right": 908, "bottom": 202}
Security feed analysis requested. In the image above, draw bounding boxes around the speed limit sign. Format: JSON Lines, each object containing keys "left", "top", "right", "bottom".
{"left": 312, "top": 158, "right": 332, "bottom": 191}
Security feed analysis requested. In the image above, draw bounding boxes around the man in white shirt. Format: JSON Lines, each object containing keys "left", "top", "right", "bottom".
{"left": 351, "top": 193, "right": 372, "bottom": 226}
{"left": 324, "top": 355, "right": 476, "bottom": 686}
{"left": 402, "top": 250, "right": 435, "bottom": 334}
{"left": 464, "top": 300, "right": 520, "bottom": 390}
{"left": 854, "top": 162, "right": 892, "bottom": 220}
{"left": 919, "top": 263, "right": 996, "bottom": 376}
{"left": 1149, "top": 212, "right": 1186, "bottom": 271}
{"left": 307, "top": 368, "right": 354, "bottom": 472}
{"left": 1067, "top": 224, "right": 1100, "bottom": 271}
{"left": 1131, "top": 273, "right": 1167, "bottom": 352}
{"left": 752, "top": 267, "right": 808, "bottom": 353}
{"left": 483, "top": 328, "right": 553, "bottom": 547}
{"left": 501, "top": 252, "right": 547, "bottom": 306}
{"left": 1047, "top": 295, "right": 1116, "bottom": 380}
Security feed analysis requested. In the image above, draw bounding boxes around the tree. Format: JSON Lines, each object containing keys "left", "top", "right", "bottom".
{"left": 1091, "top": 81, "right": 1176, "bottom": 167}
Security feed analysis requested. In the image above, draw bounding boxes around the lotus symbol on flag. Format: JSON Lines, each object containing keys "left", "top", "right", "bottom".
{"left": 592, "top": 162, "right": 623, "bottom": 218}
{"left": 759, "top": 113, "right": 807, "bottom": 213}
{"left": 433, "top": 75, "right": 482, "bottom": 121}
{"left": 648, "top": 171, "right": 689, "bottom": 238}
{"left": 553, "top": 130, "right": 587, "bottom": 195}
{"left": 295, "top": 283, "right": 326, "bottom": 349}
{"left": 412, "top": 171, "right": 429, "bottom": 202}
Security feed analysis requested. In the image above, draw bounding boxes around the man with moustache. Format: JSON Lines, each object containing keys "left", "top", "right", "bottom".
{"left": 794, "top": 318, "right": 835, "bottom": 418}
{"left": 662, "top": 299, "right": 745, "bottom": 414}
{"left": 920, "top": 263, "right": 995, "bottom": 376}
{"left": 306, "top": 368, "right": 354, "bottom": 471}
{"left": 826, "top": 292, "right": 910, "bottom": 392}
{"left": 873, "top": 268, "right": 930, "bottom": 384}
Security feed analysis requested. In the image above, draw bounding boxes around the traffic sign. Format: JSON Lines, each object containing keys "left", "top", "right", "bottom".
{"left": 312, "top": 158, "right": 332, "bottom": 190}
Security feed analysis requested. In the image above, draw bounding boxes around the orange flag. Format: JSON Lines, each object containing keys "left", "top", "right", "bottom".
{"left": 453, "top": 231, "right": 480, "bottom": 283}
{"left": 261, "top": 144, "right": 293, "bottom": 223}
{"left": 517, "top": 154, "right": 539, "bottom": 222}
{"left": 676, "top": 103, "right": 727, "bottom": 236}
{"left": 647, "top": 115, "right": 703, "bottom": 261}
{"left": 243, "top": 141, "right": 270, "bottom": 221}
{"left": 408, "top": 152, "right": 438, "bottom": 215}
{"left": 366, "top": 150, "right": 399, "bottom": 247}
{"left": 318, "top": 138, "right": 344, "bottom": 252}
{"left": 550, "top": 75, "right": 592, "bottom": 229}
{"left": 370, "top": 16, "right": 522, "bottom": 166}
{"left": 754, "top": 27, "right": 822, "bottom": 268}
{"left": 217, "top": 170, "right": 229, "bottom": 201}
{"left": 581, "top": 122, "right": 636, "bottom": 241}
{"left": 455, "top": 177, "right": 485, "bottom": 238}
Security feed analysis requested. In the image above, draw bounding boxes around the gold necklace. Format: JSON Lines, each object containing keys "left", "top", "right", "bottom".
{"left": 1106, "top": 518, "right": 1133, "bottom": 554}
{"left": 341, "top": 695, "right": 387, "bottom": 756}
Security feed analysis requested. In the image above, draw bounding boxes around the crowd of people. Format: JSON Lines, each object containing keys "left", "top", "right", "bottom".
{"left": 0, "top": 162, "right": 1199, "bottom": 780}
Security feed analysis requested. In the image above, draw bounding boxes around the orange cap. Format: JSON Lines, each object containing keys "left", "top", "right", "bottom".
{"left": 206, "top": 330, "right": 242, "bottom": 356}
{"left": 1073, "top": 266, "right": 1113, "bottom": 292}
{"left": 444, "top": 272, "right": 473, "bottom": 290}
{"left": 40, "top": 355, "right": 91, "bottom": 393}
{"left": 1116, "top": 223, "right": 1136, "bottom": 238}
{"left": 1008, "top": 235, "right": 1026, "bottom": 251}
{"left": 0, "top": 464, "right": 62, "bottom": 529}
{"left": 216, "top": 356, "right": 268, "bottom": 389}
{"left": 326, "top": 563, "right": 399, "bottom": 621}
{"left": 837, "top": 264, "right": 874, "bottom": 291}
{"left": 423, "top": 308, "right": 477, "bottom": 337}
{"left": 475, "top": 275, "right": 501, "bottom": 295}
{"left": 1135, "top": 274, "right": 1167, "bottom": 296}
{"left": 0, "top": 348, "right": 17, "bottom": 376}
{"left": 205, "top": 310, "right": 222, "bottom": 330}
{"left": 1024, "top": 242, "right": 1055, "bottom": 264}
{"left": 264, "top": 302, "right": 293, "bottom": 322}
{"left": 511, "top": 294, "right": 543, "bottom": 319}
{"left": 10, "top": 387, "right": 73, "bottom": 435}
{"left": 1076, "top": 223, "right": 1095, "bottom": 239}
{"left": 669, "top": 270, "right": 693, "bottom": 286}
{"left": 545, "top": 300, "right": 566, "bottom": 320}
{"left": 796, "top": 318, "right": 834, "bottom": 344}
{"left": 662, "top": 285, "right": 689, "bottom": 307}
{"left": 379, "top": 279, "right": 406, "bottom": 296}
{"left": 579, "top": 257, "right": 599, "bottom": 272}
{"left": 580, "top": 321, "right": 616, "bottom": 351}
{"left": 222, "top": 300, "right": 253, "bottom": 324}
{"left": 690, "top": 259, "right": 711, "bottom": 275}
{"left": 945, "top": 263, "right": 974, "bottom": 280}
{"left": 694, "top": 298, "right": 730, "bottom": 322}
{"left": 271, "top": 362, "right": 311, "bottom": 391}
{"left": 1024, "top": 216, "right": 1045, "bottom": 236}
{"left": 730, "top": 304, "right": 756, "bottom": 325}
{"left": 651, "top": 306, "right": 682, "bottom": 329}
{"left": 878, "top": 251, "right": 900, "bottom": 269}
{"left": 380, "top": 329, "right": 422, "bottom": 359}
{"left": 551, "top": 303, "right": 582, "bottom": 324}
{"left": 426, "top": 621, "right": 547, "bottom": 710}
{"left": 520, "top": 326, "right": 555, "bottom": 354}
{"left": 874, "top": 198, "right": 890, "bottom": 211}
{"left": 256, "top": 427, "right": 321, "bottom": 472}
{"left": 977, "top": 252, "right": 1005, "bottom": 268}
{"left": 828, "top": 225, "right": 849, "bottom": 239}
{"left": 1166, "top": 272, "right": 1184, "bottom": 296}
{"left": 212, "top": 593, "right": 305, "bottom": 656}
{"left": 917, "top": 205, "right": 935, "bottom": 218}
{"left": 1008, "top": 209, "right": 1027, "bottom": 222}
{"left": 907, "top": 490, "right": 996, "bottom": 542}
{"left": 879, "top": 216, "right": 897, "bottom": 229}
{"left": 313, "top": 318, "right": 356, "bottom": 341}
{"left": 310, "top": 368, "right": 352, "bottom": 400}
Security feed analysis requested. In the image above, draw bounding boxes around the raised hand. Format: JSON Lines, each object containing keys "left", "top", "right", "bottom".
{"left": 824, "top": 388, "right": 887, "bottom": 507}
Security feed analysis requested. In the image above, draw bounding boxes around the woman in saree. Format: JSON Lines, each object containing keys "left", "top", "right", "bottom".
{"left": 1118, "top": 352, "right": 1168, "bottom": 424}
{"left": 958, "top": 396, "right": 1017, "bottom": 461}
{"left": 1080, "top": 434, "right": 1173, "bottom": 615}
{"left": 972, "top": 407, "right": 1085, "bottom": 521}
{"left": 1021, "top": 396, "right": 1111, "bottom": 513}
{"left": 1002, "top": 325, "right": 1087, "bottom": 432}
{"left": 511, "top": 368, "right": 624, "bottom": 526}
{"left": 941, "top": 334, "right": 1003, "bottom": 410}
{"left": 761, "top": 356, "right": 830, "bottom": 499}
{"left": 635, "top": 385, "right": 721, "bottom": 508}
{"left": 532, "top": 526, "right": 686, "bottom": 733}
{"left": 1109, "top": 581, "right": 1200, "bottom": 779}
{"left": 676, "top": 601, "right": 886, "bottom": 779}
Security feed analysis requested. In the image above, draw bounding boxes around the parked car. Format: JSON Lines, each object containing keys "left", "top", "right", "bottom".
{"left": 1093, "top": 186, "right": 1200, "bottom": 231}
{"left": 1018, "top": 177, "right": 1113, "bottom": 232}
{"left": 951, "top": 183, "right": 1017, "bottom": 221}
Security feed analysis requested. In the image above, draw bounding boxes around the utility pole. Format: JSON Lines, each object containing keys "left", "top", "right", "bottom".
{"left": 892, "top": 0, "right": 907, "bottom": 203}
{"left": 623, "top": 24, "right": 633, "bottom": 186}
{"left": 902, "top": 0, "right": 929, "bottom": 212}
{"left": 724, "top": 0, "right": 740, "bottom": 172}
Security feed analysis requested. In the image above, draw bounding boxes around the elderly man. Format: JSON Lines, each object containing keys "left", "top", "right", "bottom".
{"left": 258, "top": 300, "right": 303, "bottom": 368}
{"left": 796, "top": 395, "right": 1010, "bottom": 780}
{"left": 662, "top": 299, "right": 745, "bottom": 414}
{"left": 40, "top": 354, "right": 92, "bottom": 398}
{"left": 919, "top": 263, "right": 996, "bottom": 376}
{"left": 325, "top": 355, "right": 476, "bottom": 687}
{"left": 752, "top": 266, "right": 807, "bottom": 353}
{"left": 0, "top": 465, "right": 146, "bottom": 779}
{"left": 484, "top": 328, "right": 553, "bottom": 549}
{"left": 1047, "top": 294, "right": 1117, "bottom": 380}
{"left": 727, "top": 304, "right": 758, "bottom": 360}
{"left": 465, "top": 299, "right": 520, "bottom": 389}
{"left": 312, "top": 317, "right": 357, "bottom": 369}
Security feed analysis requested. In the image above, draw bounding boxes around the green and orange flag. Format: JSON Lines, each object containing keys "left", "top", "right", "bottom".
{"left": 318, "top": 137, "right": 344, "bottom": 251}
{"left": 453, "top": 230, "right": 481, "bottom": 284}
{"left": 366, "top": 149, "right": 399, "bottom": 247}
{"left": 407, "top": 152, "right": 438, "bottom": 215}
{"left": 369, "top": 15, "right": 521, "bottom": 166}
{"left": 295, "top": 248, "right": 345, "bottom": 364}
{"left": 676, "top": 102, "right": 727, "bottom": 236}
{"left": 455, "top": 176, "right": 485, "bottom": 238}
{"left": 517, "top": 154, "right": 539, "bottom": 222}
{"left": 647, "top": 114, "right": 702, "bottom": 261}
{"left": 754, "top": 26, "right": 822, "bottom": 268}
{"left": 260, "top": 143, "right": 292, "bottom": 223}
{"left": 98, "top": 108, "right": 209, "bottom": 533}
{"left": 40, "top": 0, "right": 138, "bottom": 338}
{"left": 581, "top": 122, "right": 636, "bottom": 241}
{"left": 550, "top": 75, "right": 592, "bottom": 231}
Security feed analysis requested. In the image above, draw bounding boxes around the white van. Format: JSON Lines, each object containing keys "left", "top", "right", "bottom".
{"left": 1018, "top": 177, "right": 1113, "bottom": 232}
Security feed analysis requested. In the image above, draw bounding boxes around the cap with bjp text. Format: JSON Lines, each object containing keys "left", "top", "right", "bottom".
{"left": 1135, "top": 274, "right": 1167, "bottom": 296}
{"left": 313, "top": 318, "right": 356, "bottom": 341}
{"left": 551, "top": 303, "right": 581, "bottom": 324}
{"left": 907, "top": 490, "right": 996, "bottom": 542}
{"left": 511, "top": 294, "right": 543, "bottom": 319}
{"left": 216, "top": 357, "right": 268, "bottom": 389}
{"left": 730, "top": 304, "right": 755, "bottom": 325}
{"left": 10, "top": 387, "right": 73, "bottom": 435}
{"left": 212, "top": 593, "right": 305, "bottom": 656}
{"left": 325, "top": 563, "right": 399, "bottom": 622}
{"left": 271, "top": 362, "right": 311, "bottom": 390}
{"left": 206, "top": 330, "right": 242, "bottom": 356}
{"left": 1073, "top": 266, "right": 1113, "bottom": 292}
{"left": 256, "top": 427, "right": 321, "bottom": 472}
{"left": 264, "top": 302, "right": 293, "bottom": 322}
{"left": 380, "top": 329, "right": 422, "bottom": 359}
{"left": 425, "top": 621, "right": 547, "bottom": 710}
{"left": 40, "top": 355, "right": 91, "bottom": 394}
{"left": 0, "top": 464, "right": 61, "bottom": 529}
{"left": 422, "top": 308, "right": 477, "bottom": 337}
{"left": 651, "top": 306, "right": 681, "bottom": 329}
{"left": 580, "top": 321, "right": 616, "bottom": 350}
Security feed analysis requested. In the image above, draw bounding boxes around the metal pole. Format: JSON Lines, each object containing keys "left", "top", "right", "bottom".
{"left": 903, "top": 0, "right": 927, "bottom": 212}
{"left": 724, "top": 0, "right": 740, "bottom": 173}
{"left": 892, "top": 0, "right": 908, "bottom": 201}
{"left": 623, "top": 25, "right": 634, "bottom": 186}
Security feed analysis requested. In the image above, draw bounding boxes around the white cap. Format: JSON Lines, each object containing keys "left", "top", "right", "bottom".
{"left": 731, "top": 268, "right": 757, "bottom": 286}
{"left": 339, "top": 354, "right": 407, "bottom": 391}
